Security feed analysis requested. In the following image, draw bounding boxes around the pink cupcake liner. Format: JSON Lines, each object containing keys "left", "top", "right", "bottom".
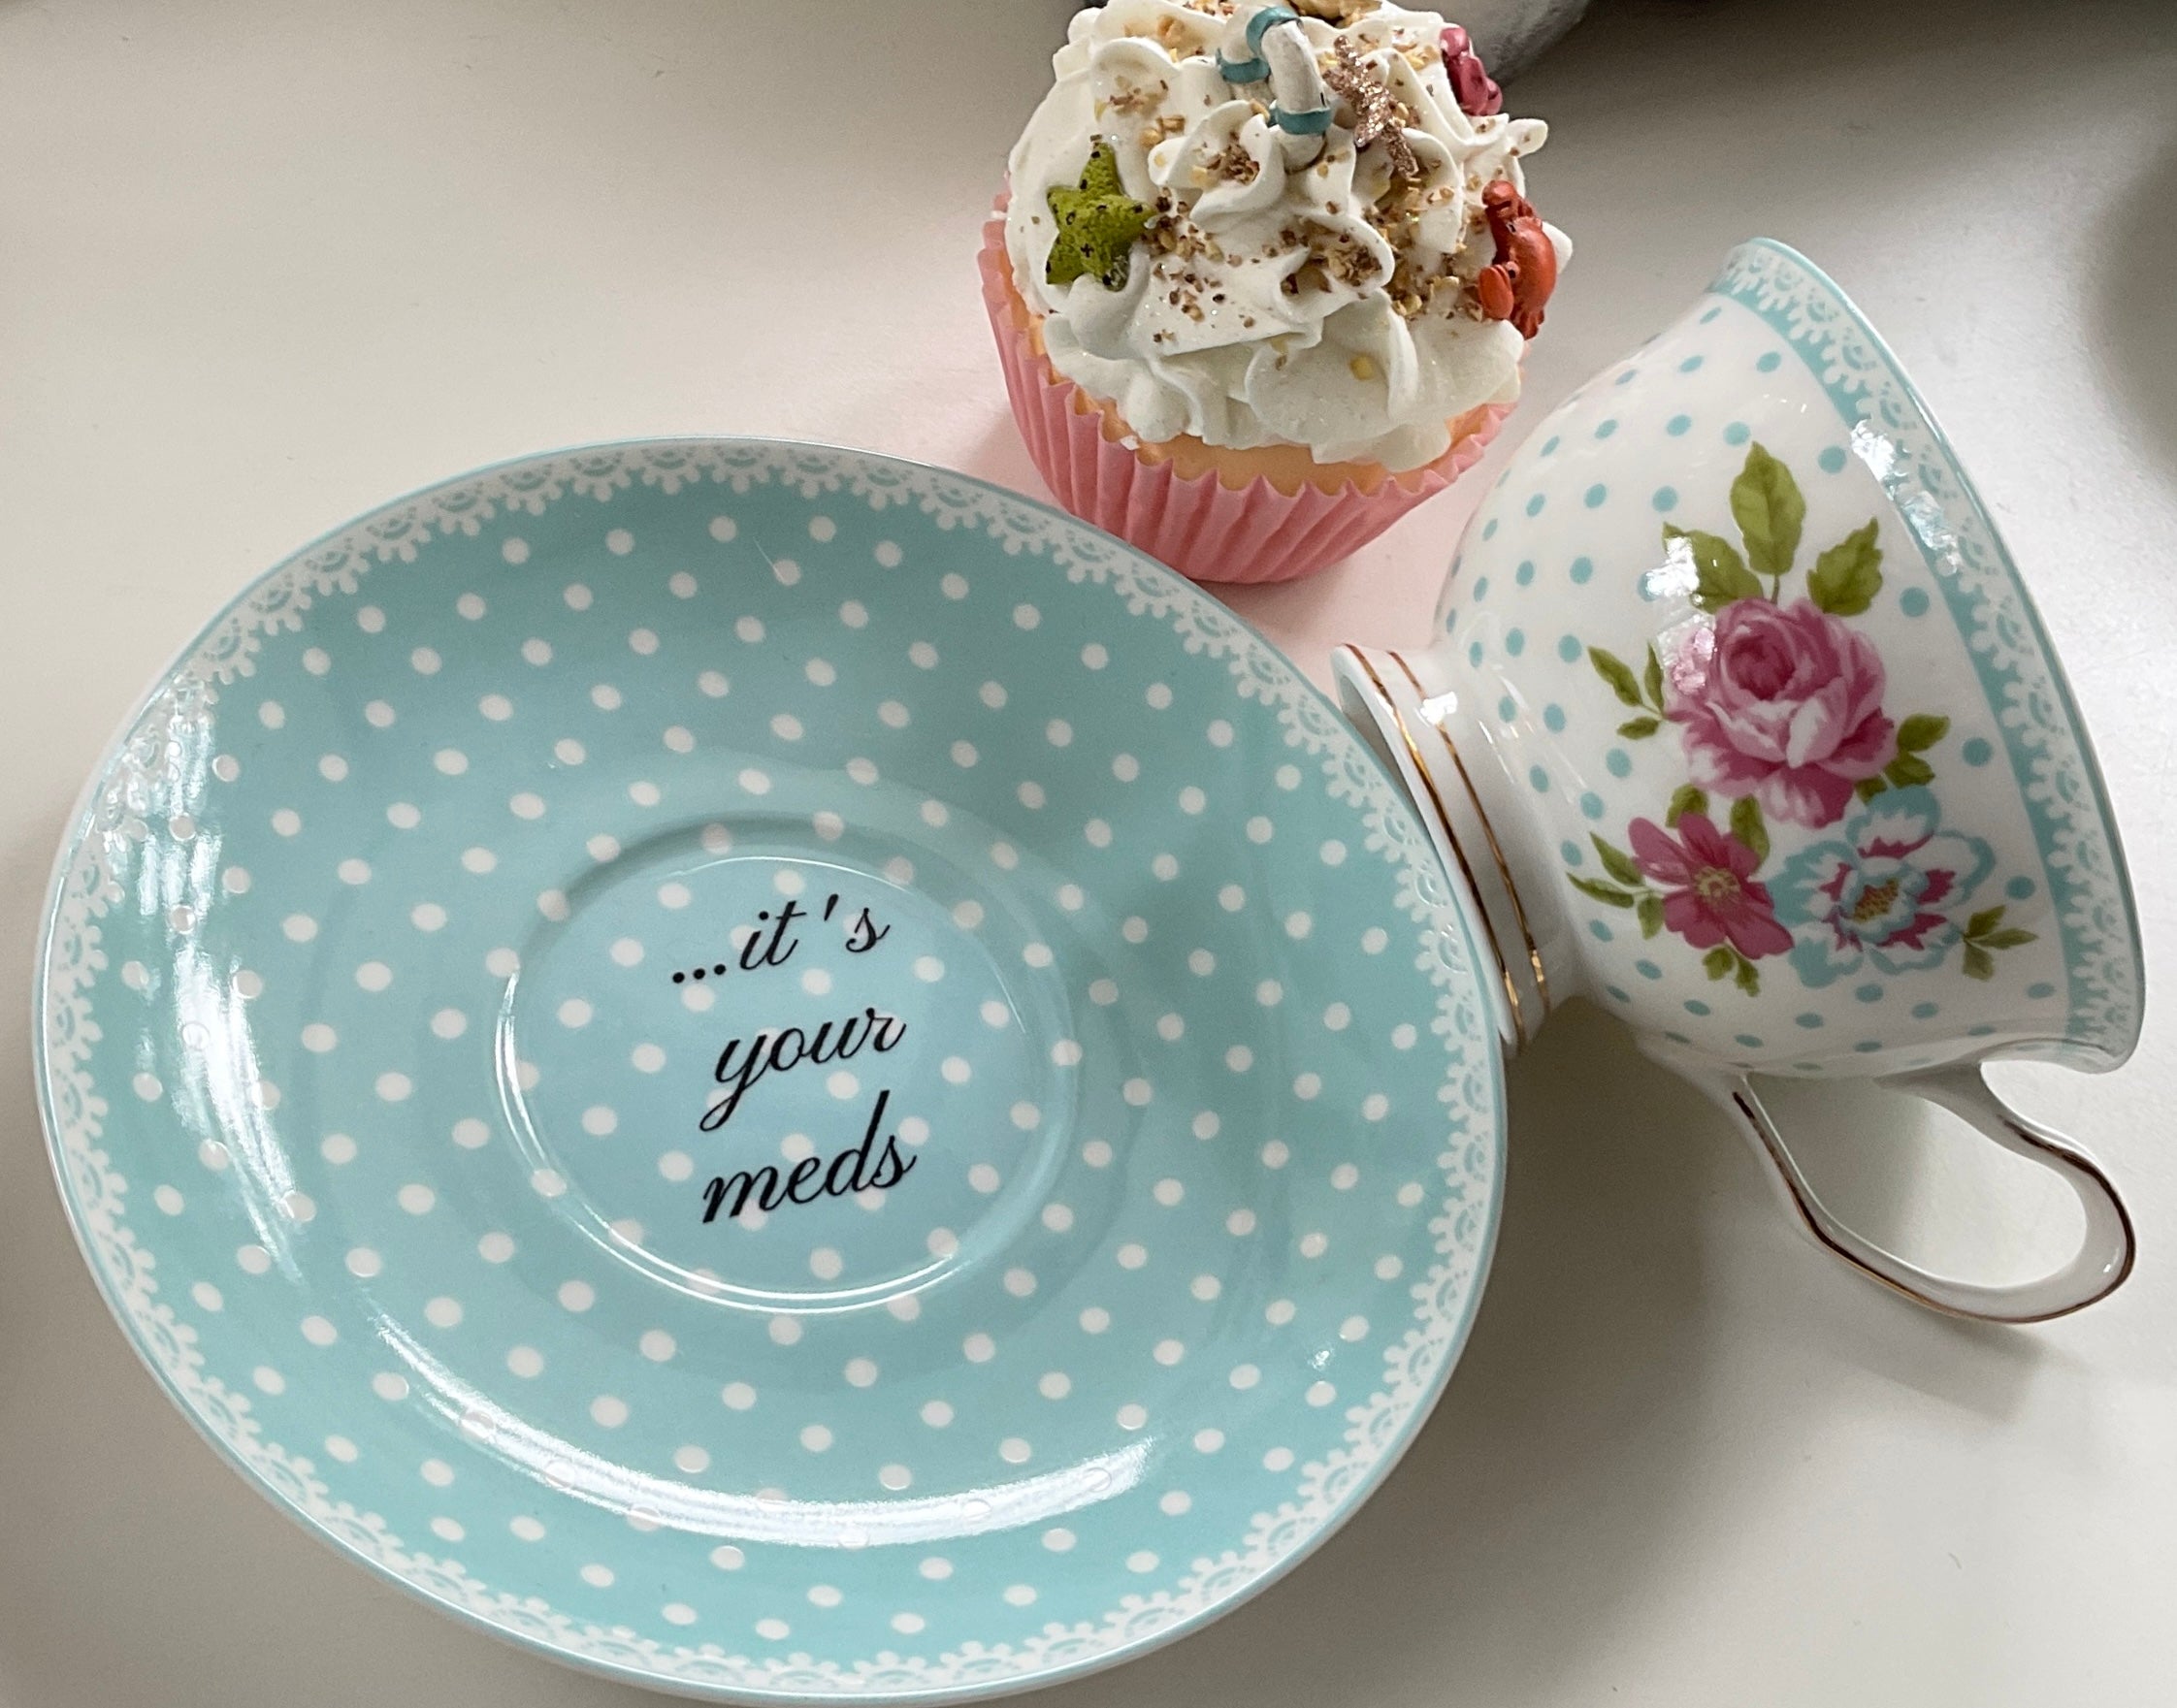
{"left": 979, "top": 209, "right": 1508, "bottom": 587}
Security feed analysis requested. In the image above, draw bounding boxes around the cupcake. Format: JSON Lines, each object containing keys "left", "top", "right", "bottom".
{"left": 984, "top": 1, "right": 1572, "bottom": 585}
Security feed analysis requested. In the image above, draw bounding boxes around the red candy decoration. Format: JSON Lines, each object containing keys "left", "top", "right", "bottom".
{"left": 1475, "top": 179, "right": 1556, "bottom": 338}
{"left": 1440, "top": 23, "right": 1503, "bottom": 116}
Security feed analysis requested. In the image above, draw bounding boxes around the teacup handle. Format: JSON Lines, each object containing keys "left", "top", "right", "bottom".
{"left": 1687, "top": 1062, "right": 2134, "bottom": 1322}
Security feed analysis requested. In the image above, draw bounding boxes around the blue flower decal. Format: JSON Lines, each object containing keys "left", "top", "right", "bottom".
{"left": 1772, "top": 787, "right": 1996, "bottom": 988}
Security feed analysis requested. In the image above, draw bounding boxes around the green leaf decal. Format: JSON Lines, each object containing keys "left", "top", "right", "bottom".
{"left": 1666, "top": 784, "right": 1708, "bottom": 827}
{"left": 1964, "top": 906, "right": 2007, "bottom": 941}
{"left": 1962, "top": 943, "right": 1997, "bottom": 982}
{"left": 1895, "top": 713, "right": 1950, "bottom": 755}
{"left": 1806, "top": 519, "right": 1884, "bottom": 616}
{"left": 1702, "top": 946, "right": 1735, "bottom": 982}
{"left": 1617, "top": 716, "right": 1662, "bottom": 739}
{"left": 1855, "top": 777, "right": 1889, "bottom": 803}
{"left": 1885, "top": 753, "right": 1934, "bottom": 789}
{"left": 1589, "top": 647, "right": 1644, "bottom": 709}
{"left": 1729, "top": 794, "right": 1769, "bottom": 865}
{"left": 1643, "top": 645, "right": 1666, "bottom": 712}
{"left": 1731, "top": 443, "right": 1806, "bottom": 581}
{"left": 1732, "top": 951, "right": 1761, "bottom": 996}
{"left": 1980, "top": 928, "right": 2037, "bottom": 951}
{"left": 1569, "top": 875, "right": 1638, "bottom": 908}
{"left": 1664, "top": 524, "right": 1763, "bottom": 613}
{"left": 1591, "top": 834, "right": 1644, "bottom": 889}
{"left": 1637, "top": 893, "right": 1665, "bottom": 939}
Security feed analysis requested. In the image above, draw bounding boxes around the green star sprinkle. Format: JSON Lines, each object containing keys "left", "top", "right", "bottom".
{"left": 1045, "top": 140, "right": 1154, "bottom": 292}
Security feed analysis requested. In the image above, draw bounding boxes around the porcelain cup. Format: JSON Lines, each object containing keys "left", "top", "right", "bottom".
{"left": 1336, "top": 239, "right": 2142, "bottom": 1322}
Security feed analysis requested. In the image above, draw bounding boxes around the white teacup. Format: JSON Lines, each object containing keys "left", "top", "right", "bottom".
{"left": 1337, "top": 239, "right": 2139, "bottom": 1322}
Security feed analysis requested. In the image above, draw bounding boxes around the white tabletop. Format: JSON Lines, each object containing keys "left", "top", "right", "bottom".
{"left": 4, "top": 2, "right": 2174, "bottom": 1703}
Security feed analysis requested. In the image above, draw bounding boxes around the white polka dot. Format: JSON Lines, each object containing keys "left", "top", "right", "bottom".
{"left": 344, "top": 1247, "right": 382, "bottom": 1278}
{"left": 1153, "top": 1177, "right": 1185, "bottom": 1207}
{"left": 799, "top": 1424, "right": 833, "bottom": 1453}
{"left": 558, "top": 1279, "right": 596, "bottom": 1312}
{"left": 756, "top": 1618, "right": 791, "bottom": 1641}
{"left": 921, "top": 1401, "right": 954, "bottom": 1429}
{"left": 591, "top": 1395, "right": 630, "bottom": 1428}
{"left": 1153, "top": 1338, "right": 1186, "bottom": 1366}
{"left": 962, "top": 1332, "right": 995, "bottom": 1364}
{"left": 639, "top": 1329, "right": 677, "bottom": 1363}
{"left": 1079, "top": 1306, "right": 1110, "bottom": 1334}
{"left": 478, "top": 1232, "right": 515, "bottom": 1263}
{"left": 424, "top": 1296, "right": 463, "bottom": 1329}
{"left": 721, "top": 1382, "right": 758, "bottom": 1411}
{"left": 430, "top": 1008, "right": 467, "bottom": 1040}
{"left": 1117, "top": 1403, "right": 1148, "bottom": 1431}
{"left": 452, "top": 1116, "right": 490, "bottom": 1149}
{"left": 769, "top": 1314, "right": 802, "bottom": 1346}
{"left": 397, "top": 1182, "right": 436, "bottom": 1215}
{"left": 605, "top": 528, "right": 634, "bottom": 555}
{"left": 354, "top": 960, "right": 392, "bottom": 993}
{"left": 1042, "top": 1203, "right": 1075, "bottom": 1232}
{"left": 374, "top": 1073, "right": 411, "bottom": 1102}
{"left": 1117, "top": 1242, "right": 1148, "bottom": 1270}
{"left": 632, "top": 1043, "right": 666, "bottom": 1073}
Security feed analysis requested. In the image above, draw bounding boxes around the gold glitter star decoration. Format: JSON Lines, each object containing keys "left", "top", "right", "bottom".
{"left": 1322, "top": 36, "right": 1419, "bottom": 179}
{"left": 1045, "top": 140, "right": 1155, "bottom": 291}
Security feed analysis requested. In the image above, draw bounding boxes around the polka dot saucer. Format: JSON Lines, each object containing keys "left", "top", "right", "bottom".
{"left": 37, "top": 439, "right": 1502, "bottom": 1700}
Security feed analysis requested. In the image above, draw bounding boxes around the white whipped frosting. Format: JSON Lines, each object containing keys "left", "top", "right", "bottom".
{"left": 1006, "top": 1, "right": 1571, "bottom": 471}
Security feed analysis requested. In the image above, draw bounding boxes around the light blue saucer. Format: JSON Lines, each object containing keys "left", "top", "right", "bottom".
{"left": 37, "top": 440, "right": 1503, "bottom": 1700}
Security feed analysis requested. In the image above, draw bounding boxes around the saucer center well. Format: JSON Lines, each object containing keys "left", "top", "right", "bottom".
{"left": 499, "top": 816, "right": 1072, "bottom": 1309}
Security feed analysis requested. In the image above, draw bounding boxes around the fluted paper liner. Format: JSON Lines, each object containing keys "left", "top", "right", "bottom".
{"left": 980, "top": 209, "right": 1507, "bottom": 586}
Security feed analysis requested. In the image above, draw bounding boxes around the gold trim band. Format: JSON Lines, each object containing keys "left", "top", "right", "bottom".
{"left": 1346, "top": 648, "right": 1528, "bottom": 1050}
{"left": 1387, "top": 651, "right": 1552, "bottom": 1020}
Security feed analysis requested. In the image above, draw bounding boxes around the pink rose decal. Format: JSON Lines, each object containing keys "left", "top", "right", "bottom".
{"left": 1628, "top": 813, "right": 1793, "bottom": 962}
{"left": 1666, "top": 597, "right": 1893, "bottom": 830}
{"left": 1564, "top": 442, "right": 2016, "bottom": 1005}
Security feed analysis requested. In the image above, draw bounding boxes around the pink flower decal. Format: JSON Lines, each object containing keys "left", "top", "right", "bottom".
{"left": 1666, "top": 597, "right": 1893, "bottom": 829}
{"left": 1628, "top": 813, "right": 1794, "bottom": 963}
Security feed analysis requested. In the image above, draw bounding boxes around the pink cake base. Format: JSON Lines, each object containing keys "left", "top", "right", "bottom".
{"left": 979, "top": 209, "right": 1508, "bottom": 587}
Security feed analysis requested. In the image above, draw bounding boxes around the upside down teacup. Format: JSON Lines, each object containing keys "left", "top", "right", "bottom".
{"left": 1337, "top": 239, "right": 2142, "bottom": 1322}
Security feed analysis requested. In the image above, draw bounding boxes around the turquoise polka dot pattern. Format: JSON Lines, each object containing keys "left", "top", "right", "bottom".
{"left": 36, "top": 442, "right": 1505, "bottom": 1701}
